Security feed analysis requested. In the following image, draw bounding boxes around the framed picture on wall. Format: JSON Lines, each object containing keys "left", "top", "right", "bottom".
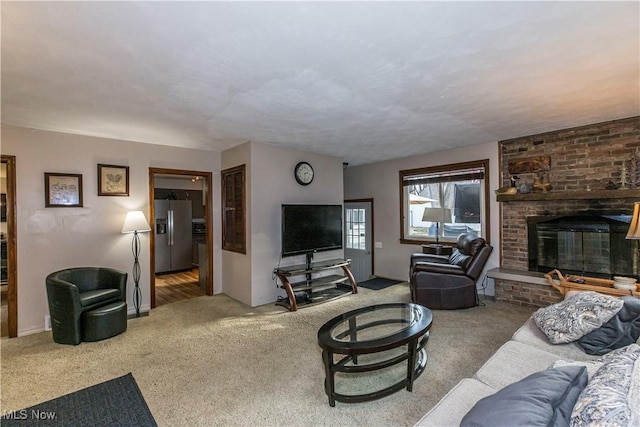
{"left": 97, "top": 164, "right": 129, "bottom": 196}
{"left": 45, "top": 173, "right": 83, "bottom": 207}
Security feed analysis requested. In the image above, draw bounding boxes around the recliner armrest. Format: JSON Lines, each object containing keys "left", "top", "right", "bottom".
{"left": 411, "top": 253, "right": 449, "bottom": 265}
{"left": 46, "top": 278, "right": 83, "bottom": 316}
{"left": 413, "top": 262, "right": 466, "bottom": 276}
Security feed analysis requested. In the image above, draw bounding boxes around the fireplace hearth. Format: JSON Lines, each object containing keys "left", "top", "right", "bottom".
{"left": 527, "top": 214, "right": 637, "bottom": 279}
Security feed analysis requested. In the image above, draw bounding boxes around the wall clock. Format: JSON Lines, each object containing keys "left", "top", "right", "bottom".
{"left": 294, "top": 161, "right": 314, "bottom": 186}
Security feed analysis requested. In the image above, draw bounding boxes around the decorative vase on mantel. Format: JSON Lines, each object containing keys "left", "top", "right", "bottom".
{"left": 533, "top": 172, "right": 552, "bottom": 192}
{"left": 622, "top": 149, "right": 640, "bottom": 189}
{"left": 621, "top": 158, "right": 630, "bottom": 189}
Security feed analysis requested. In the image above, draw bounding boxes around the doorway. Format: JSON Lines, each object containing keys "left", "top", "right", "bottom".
{"left": 344, "top": 199, "right": 373, "bottom": 283}
{"left": 149, "top": 168, "right": 213, "bottom": 308}
{"left": 1, "top": 155, "right": 17, "bottom": 337}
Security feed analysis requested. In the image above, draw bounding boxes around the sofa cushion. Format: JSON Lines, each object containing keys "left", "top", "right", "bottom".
{"left": 414, "top": 378, "right": 496, "bottom": 427}
{"left": 461, "top": 365, "right": 588, "bottom": 427}
{"left": 577, "top": 296, "right": 640, "bottom": 355}
{"left": 79, "top": 289, "right": 121, "bottom": 308}
{"left": 474, "top": 340, "right": 568, "bottom": 390}
{"left": 533, "top": 291, "right": 623, "bottom": 344}
{"left": 570, "top": 343, "right": 640, "bottom": 426}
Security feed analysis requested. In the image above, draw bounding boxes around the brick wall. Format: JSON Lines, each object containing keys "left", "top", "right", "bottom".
{"left": 500, "top": 117, "right": 640, "bottom": 192}
{"left": 495, "top": 279, "right": 563, "bottom": 309}
{"left": 496, "top": 116, "right": 640, "bottom": 307}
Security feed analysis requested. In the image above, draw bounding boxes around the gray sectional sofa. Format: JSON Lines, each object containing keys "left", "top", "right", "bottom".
{"left": 416, "top": 293, "right": 640, "bottom": 426}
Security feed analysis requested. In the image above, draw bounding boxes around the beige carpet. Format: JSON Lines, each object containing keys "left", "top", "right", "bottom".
{"left": 1, "top": 284, "right": 535, "bottom": 426}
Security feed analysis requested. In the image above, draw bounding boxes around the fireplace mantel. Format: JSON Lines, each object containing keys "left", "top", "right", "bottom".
{"left": 496, "top": 188, "right": 640, "bottom": 202}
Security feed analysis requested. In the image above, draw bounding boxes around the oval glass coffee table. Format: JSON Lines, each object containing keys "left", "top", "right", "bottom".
{"left": 317, "top": 302, "right": 432, "bottom": 406}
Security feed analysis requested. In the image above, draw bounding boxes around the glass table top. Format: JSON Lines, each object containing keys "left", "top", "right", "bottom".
{"left": 318, "top": 303, "right": 432, "bottom": 352}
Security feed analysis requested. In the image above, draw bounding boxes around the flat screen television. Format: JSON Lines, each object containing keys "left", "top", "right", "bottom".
{"left": 281, "top": 204, "right": 343, "bottom": 258}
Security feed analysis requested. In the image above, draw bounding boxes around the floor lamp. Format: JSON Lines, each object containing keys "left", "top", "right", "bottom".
{"left": 422, "top": 207, "right": 452, "bottom": 245}
{"left": 122, "top": 211, "right": 151, "bottom": 317}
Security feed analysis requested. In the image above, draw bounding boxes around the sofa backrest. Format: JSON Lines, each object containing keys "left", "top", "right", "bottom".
{"left": 465, "top": 244, "right": 493, "bottom": 280}
{"left": 48, "top": 267, "right": 127, "bottom": 296}
{"left": 448, "top": 234, "right": 492, "bottom": 278}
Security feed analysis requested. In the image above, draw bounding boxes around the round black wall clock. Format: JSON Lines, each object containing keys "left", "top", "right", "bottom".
{"left": 294, "top": 161, "right": 314, "bottom": 185}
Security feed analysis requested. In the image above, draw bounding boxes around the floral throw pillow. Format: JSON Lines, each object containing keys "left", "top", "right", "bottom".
{"left": 570, "top": 344, "right": 640, "bottom": 427}
{"left": 533, "top": 291, "right": 624, "bottom": 344}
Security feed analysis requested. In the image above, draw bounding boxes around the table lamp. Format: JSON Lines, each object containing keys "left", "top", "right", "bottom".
{"left": 422, "top": 207, "right": 452, "bottom": 245}
{"left": 626, "top": 202, "right": 640, "bottom": 240}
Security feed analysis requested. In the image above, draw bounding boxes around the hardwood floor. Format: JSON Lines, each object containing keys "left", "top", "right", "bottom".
{"left": 155, "top": 268, "right": 204, "bottom": 307}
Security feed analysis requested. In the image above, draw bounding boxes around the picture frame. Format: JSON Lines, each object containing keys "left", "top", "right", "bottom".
{"left": 45, "top": 173, "right": 83, "bottom": 207}
{"left": 98, "top": 164, "right": 129, "bottom": 196}
{"left": 508, "top": 155, "right": 551, "bottom": 175}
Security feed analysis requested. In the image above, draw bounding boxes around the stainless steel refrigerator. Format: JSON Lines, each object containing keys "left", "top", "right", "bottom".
{"left": 154, "top": 200, "right": 193, "bottom": 273}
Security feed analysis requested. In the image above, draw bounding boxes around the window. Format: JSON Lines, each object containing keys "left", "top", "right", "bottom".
{"left": 222, "top": 164, "right": 246, "bottom": 253}
{"left": 345, "top": 208, "right": 366, "bottom": 250}
{"left": 399, "top": 159, "right": 490, "bottom": 245}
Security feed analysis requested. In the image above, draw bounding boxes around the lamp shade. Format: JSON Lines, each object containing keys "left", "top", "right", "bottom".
{"left": 122, "top": 211, "right": 151, "bottom": 234}
{"left": 626, "top": 202, "right": 640, "bottom": 239}
{"left": 422, "top": 207, "right": 452, "bottom": 223}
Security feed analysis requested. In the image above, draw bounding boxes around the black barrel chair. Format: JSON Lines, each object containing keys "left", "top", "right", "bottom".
{"left": 410, "top": 234, "right": 493, "bottom": 309}
{"left": 45, "top": 267, "right": 128, "bottom": 345}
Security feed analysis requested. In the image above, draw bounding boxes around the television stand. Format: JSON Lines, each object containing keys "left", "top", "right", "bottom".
{"left": 273, "top": 258, "right": 358, "bottom": 311}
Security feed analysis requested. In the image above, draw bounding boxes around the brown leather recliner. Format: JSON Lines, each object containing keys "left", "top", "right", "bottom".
{"left": 410, "top": 233, "right": 493, "bottom": 309}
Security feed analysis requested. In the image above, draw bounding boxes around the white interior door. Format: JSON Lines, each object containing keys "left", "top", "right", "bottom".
{"left": 344, "top": 201, "right": 372, "bottom": 283}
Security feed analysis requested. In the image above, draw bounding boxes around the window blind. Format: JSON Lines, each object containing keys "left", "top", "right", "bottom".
{"left": 402, "top": 167, "right": 485, "bottom": 186}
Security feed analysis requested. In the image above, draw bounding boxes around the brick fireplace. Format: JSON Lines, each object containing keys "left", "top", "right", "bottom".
{"left": 494, "top": 116, "right": 640, "bottom": 308}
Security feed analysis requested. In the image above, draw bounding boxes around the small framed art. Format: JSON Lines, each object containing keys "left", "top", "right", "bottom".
{"left": 98, "top": 164, "right": 129, "bottom": 196}
{"left": 45, "top": 173, "right": 83, "bottom": 207}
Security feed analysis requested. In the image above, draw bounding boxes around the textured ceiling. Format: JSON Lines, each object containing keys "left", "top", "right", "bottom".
{"left": 2, "top": 2, "right": 639, "bottom": 166}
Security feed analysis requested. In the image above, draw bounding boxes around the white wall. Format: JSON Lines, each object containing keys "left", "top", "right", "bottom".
{"left": 220, "top": 141, "right": 344, "bottom": 307}
{"left": 343, "top": 141, "right": 500, "bottom": 295}
{"left": 1, "top": 125, "right": 221, "bottom": 336}
{"left": 250, "top": 142, "right": 344, "bottom": 306}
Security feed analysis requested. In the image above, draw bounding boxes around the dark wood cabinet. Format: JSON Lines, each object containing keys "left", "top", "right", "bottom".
{"left": 1, "top": 192, "right": 6, "bottom": 284}
{"left": 154, "top": 188, "right": 205, "bottom": 218}
{"left": 221, "top": 165, "right": 246, "bottom": 254}
{"left": 0, "top": 238, "right": 6, "bottom": 284}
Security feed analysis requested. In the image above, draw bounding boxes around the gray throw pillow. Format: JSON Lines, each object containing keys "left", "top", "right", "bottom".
{"left": 533, "top": 291, "right": 624, "bottom": 344}
{"left": 578, "top": 296, "right": 640, "bottom": 355}
{"left": 460, "top": 366, "right": 588, "bottom": 427}
{"left": 449, "top": 251, "right": 471, "bottom": 268}
{"left": 549, "top": 359, "right": 604, "bottom": 380}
